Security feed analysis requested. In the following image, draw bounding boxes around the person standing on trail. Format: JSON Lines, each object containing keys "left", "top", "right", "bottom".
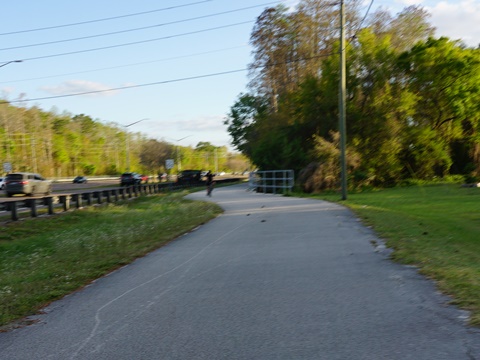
{"left": 206, "top": 171, "right": 214, "bottom": 197}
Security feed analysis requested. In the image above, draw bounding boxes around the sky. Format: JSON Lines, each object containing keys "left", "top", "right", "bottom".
{"left": 1, "top": 0, "right": 479, "bottom": 150}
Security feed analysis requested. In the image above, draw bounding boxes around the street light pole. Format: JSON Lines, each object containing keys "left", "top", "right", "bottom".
{"left": 168, "top": 135, "right": 192, "bottom": 173}
{"left": 124, "top": 118, "right": 148, "bottom": 172}
{"left": 0, "top": 60, "right": 22, "bottom": 68}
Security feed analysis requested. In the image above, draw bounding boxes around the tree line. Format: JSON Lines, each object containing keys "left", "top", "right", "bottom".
{"left": 0, "top": 104, "right": 249, "bottom": 178}
{"left": 224, "top": 0, "right": 480, "bottom": 191}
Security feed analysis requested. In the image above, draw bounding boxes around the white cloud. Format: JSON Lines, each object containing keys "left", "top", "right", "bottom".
{"left": 397, "top": 0, "right": 424, "bottom": 5}
{"left": 39, "top": 80, "right": 119, "bottom": 97}
{"left": 0, "top": 87, "right": 15, "bottom": 97}
{"left": 154, "top": 115, "right": 226, "bottom": 133}
{"left": 147, "top": 114, "right": 231, "bottom": 148}
{"left": 427, "top": 0, "right": 480, "bottom": 46}
{"left": 179, "top": 115, "right": 225, "bottom": 132}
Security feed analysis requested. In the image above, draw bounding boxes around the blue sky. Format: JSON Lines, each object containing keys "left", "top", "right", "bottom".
{"left": 1, "top": 0, "right": 478, "bottom": 150}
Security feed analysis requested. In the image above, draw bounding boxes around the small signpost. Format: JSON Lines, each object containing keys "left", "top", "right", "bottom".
{"left": 3, "top": 162, "right": 12, "bottom": 173}
{"left": 165, "top": 159, "right": 174, "bottom": 170}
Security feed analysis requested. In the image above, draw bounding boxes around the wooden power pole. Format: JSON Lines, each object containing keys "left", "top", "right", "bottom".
{"left": 339, "top": 0, "right": 348, "bottom": 200}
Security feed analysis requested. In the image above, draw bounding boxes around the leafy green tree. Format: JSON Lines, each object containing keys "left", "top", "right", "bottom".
{"left": 401, "top": 127, "right": 453, "bottom": 179}
{"left": 343, "top": 28, "right": 407, "bottom": 184}
{"left": 397, "top": 37, "right": 480, "bottom": 176}
{"left": 140, "top": 139, "right": 173, "bottom": 173}
{"left": 83, "top": 164, "right": 96, "bottom": 176}
{"left": 195, "top": 142, "right": 216, "bottom": 153}
{"left": 249, "top": 5, "right": 296, "bottom": 109}
{"left": 224, "top": 94, "right": 269, "bottom": 157}
{"left": 370, "top": 5, "right": 435, "bottom": 53}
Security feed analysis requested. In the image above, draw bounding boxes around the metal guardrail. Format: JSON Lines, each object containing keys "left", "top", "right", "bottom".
{"left": 51, "top": 176, "right": 121, "bottom": 183}
{"left": 248, "top": 170, "right": 294, "bottom": 194}
{"left": 0, "top": 178, "right": 241, "bottom": 222}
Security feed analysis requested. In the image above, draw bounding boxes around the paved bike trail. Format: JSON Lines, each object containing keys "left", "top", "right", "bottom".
{"left": 0, "top": 183, "right": 479, "bottom": 359}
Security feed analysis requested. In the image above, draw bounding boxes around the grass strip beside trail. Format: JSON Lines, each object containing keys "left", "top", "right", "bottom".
{"left": 0, "top": 191, "right": 222, "bottom": 329}
{"left": 302, "top": 183, "right": 480, "bottom": 326}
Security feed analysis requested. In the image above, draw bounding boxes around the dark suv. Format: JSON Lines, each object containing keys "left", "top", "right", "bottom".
{"left": 177, "top": 170, "right": 202, "bottom": 184}
{"left": 120, "top": 172, "right": 142, "bottom": 186}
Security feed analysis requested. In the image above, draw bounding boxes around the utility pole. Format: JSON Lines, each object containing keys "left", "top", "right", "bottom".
{"left": 339, "top": 0, "right": 348, "bottom": 200}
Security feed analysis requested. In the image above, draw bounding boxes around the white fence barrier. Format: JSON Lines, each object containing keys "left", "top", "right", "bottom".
{"left": 249, "top": 170, "right": 294, "bottom": 194}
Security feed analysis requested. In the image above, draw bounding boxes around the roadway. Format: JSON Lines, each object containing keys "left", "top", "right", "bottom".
{"left": 0, "top": 183, "right": 479, "bottom": 359}
{"left": 0, "top": 179, "right": 119, "bottom": 199}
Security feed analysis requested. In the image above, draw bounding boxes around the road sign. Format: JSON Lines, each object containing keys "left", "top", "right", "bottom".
{"left": 3, "top": 162, "right": 12, "bottom": 173}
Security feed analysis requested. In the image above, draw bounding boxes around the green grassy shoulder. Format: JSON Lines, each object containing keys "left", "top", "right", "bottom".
{"left": 297, "top": 183, "right": 480, "bottom": 326}
{"left": 0, "top": 191, "right": 222, "bottom": 329}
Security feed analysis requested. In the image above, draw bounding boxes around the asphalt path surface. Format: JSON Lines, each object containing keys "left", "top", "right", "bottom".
{"left": 0, "top": 183, "right": 479, "bottom": 359}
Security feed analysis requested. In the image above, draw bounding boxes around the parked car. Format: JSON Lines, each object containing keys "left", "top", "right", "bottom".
{"left": 120, "top": 172, "right": 142, "bottom": 186}
{"left": 140, "top": 174, "right": 149, "bottom": 183}
{"left": 0, "top": 177, "right": 5, "bottom": 190}
{"left": 177, "top": 170, "right": 202, "bottom": 184}
{"left": 73, "top": 176, "right": 87, "bottom": 184}
{"left": 4, "top": 172, "right": 52, "bottom": 197}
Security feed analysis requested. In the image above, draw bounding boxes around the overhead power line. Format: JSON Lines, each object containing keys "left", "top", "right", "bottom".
{"left": 352, "top": 0, "right": 375, "bottom": 39}
{"left": 2, "top": 21, "right": 254, "bottom": 63}
{"left": 0, "top": 2, "right": 280, "bottom": 51}
{"left": 1, "top": 69, "right": 248, "bottom": 104}
{"left": 0, "top": 53, "right": 335, "bottom": 105}
{"left": 0, "top": 45, "right": 248, "bottom": 84}
{"left": 0, "top": 0, "right": 213, "bottom": 36}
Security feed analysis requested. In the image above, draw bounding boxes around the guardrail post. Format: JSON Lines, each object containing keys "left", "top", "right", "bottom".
{"left": 28, "top": 199, "right": 38, "bottom": 217}
{"left": 84, "top": 192, "right": 92, "bottom": 206}
{"left": 73, "top": 194, "right": 82, "bottom": 208}
{"left": 44, "top": 197, "right": 54, "bottom": 214}
{"left": 10, "top": 201, "right": 18, "bottom": 221}
{"left": 95, "top": 191, "right": 102, "bottom": 204}
{"left": 60, "top": 195, "right": 70, "bottom": 211}
{"left": 104, "top": 190, "right": 111, "bottom": 203}
{"left": 113, "top": 189, "right": 119, "bottom": 202}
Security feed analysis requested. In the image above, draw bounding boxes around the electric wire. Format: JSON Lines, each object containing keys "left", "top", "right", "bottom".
{"left": 0, "top": 53, "right": 335, "bottom": 105}
{"left": 0, "top": 1, "right": 340, "bottom": 105}
{"left": 1, "top": 21, "right": 254, "bottom": 63}
{"left": 0, "top": 0, "right": 213, "bottom": 36}
{"left": 0, "top": 2, "right": 280, "bottom": 52}
{"left": 2, "top": 69, "right": 248, "bottom": 104}
{"left": 0, "top": 45, "right": 248, "bottom": 84}
{"left": 348, "top": 0, "right": 375, "bottom": 43}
